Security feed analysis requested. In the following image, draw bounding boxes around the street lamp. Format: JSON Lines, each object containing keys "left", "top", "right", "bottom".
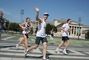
{"left": 20, "top": 9, "right": 24, "bottom": 22}
{"left": 78, "top": 17, "right": 81, "bottom": 40}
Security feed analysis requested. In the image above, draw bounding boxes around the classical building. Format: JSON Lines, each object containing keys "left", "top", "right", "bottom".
{"left": 53, "top": 19, "right": 89, "bottom": 39}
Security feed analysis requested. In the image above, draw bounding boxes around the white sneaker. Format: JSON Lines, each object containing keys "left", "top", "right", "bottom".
{"left": 42, "top": 59, "right": 49, "bottom": 60}
{"left": 55, "top": 48, "right": 60, "bottom": 54}
{"left": 24, "top": 49, "right": 30, "bottom": 57}
{"left": 42, "top": 58, "right": 46, "bottom": 60}
{"left": 63, "top": 49, "right": 68, "bottom": 55}
{"left": 42, "top": 57, "right": 49, "bottom": 60}
{"left": 16, "top": 44, "right": 19, "bottom": 48}
{"left": 59, "top": 49, "right": 63, "bottom": 52}
{"left": 55, "top": 50, "right": 60, "bottom": 54}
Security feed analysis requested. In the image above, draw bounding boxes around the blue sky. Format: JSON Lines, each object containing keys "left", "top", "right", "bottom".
{"left": 0, "top": 0, "right": 89, "bottom": 25}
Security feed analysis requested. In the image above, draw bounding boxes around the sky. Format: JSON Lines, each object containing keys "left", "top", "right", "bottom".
{"left": 0, "top": 0, "right": 89, "bottom": 25}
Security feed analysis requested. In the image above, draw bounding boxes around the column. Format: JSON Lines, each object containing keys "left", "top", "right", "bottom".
{"left": 80, "top": 27, "right": 81, "bottom": 36}
{"left": 74, "top": 26, "right": 76, "bottom": 36}
{"left": 76, "top": 26, "right": 78, "bottom": 36}
{"left": 70, "top": 26, "right": 72, "bottom": 35}
{"left": 73, "top": 26, "right": 75, "bottom": 36}
{"left": 75, "top": 27, "right": 77, "bottom": 36}
{"left": 69, "top": 26, "right": 71, "bottom": 35}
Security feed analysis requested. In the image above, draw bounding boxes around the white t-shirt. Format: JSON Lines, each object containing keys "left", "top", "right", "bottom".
{"left": 36, "top": 18, "right": 46, "bottom": 37}
{"left": 62, "top": 23, "right": 70, "bottom": 36}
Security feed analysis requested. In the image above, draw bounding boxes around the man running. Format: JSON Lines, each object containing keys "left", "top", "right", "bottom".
{"left": 55, "top": 19, "right": 71, "bottom": 55}
{"left": 25, "top": 8, "right": 49, "bottom": 60}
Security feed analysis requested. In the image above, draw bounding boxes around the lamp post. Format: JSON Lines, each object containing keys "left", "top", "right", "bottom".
{"left": 20, "top": 9, "right": 24, "bottom": 22}
{"left": 78, "top": 17, "right": 81, "bottom": 40}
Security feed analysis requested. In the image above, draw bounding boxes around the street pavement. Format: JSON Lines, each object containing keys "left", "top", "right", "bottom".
{"left": 0, "top": 33, "right": 89, "bottom": 60}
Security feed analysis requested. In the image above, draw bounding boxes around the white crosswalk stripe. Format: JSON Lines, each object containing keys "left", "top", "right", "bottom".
{"left": 0, "top": 46, "right": 89, "bottom": 60}
{"left": 2, "top": 36, "right": 16, "bottom": 40}
{"left": 0, "top": 34, "right": 89, "bottom": 60}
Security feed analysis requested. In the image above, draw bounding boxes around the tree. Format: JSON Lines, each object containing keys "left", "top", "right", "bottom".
{"left": 45, "top": 23, "right": 57, "bottom": 35}
{"left": 8, "top": 22, "right": 19, "bottom": 32}
{"left": 85, "top": 30, "right": 89, "bottom": 39}
{"left": 45, "top": 23, "right": 52, "bottom": 35}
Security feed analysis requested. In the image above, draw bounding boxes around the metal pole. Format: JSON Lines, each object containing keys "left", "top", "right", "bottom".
{"left": 20, "top": 9, "right": 24, "bottom": 22}
{"left": 78, "top": 17, "right": 81, "bottom": 40}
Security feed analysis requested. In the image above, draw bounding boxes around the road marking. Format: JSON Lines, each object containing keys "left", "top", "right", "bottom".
{"left": 0, "top": 47, "right": 85, "bottom": 56}
{"left": 69, "top": 49, "right": 85, "bottom": 55}
{"left": 2, "top": 36, "right": 15, "bottom": 40}
{"left": 0, "top": 47, "right": 88, "bottom": 59}
{"left": 84, "top": 52, "right": 89, "bottom": 55}
{"left": 49, "top": 55, "right": 89, "bottom": 59}
{"left": 0, "top": 51, "right": 89, "bottom": 59}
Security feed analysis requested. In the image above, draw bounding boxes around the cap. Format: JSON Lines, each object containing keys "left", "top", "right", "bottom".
{"left": 43, "top": 12, "right": 49, "bottom": 16}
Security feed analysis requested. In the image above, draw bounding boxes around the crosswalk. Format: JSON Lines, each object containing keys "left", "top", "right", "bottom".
{"left": 1, "top": 33, "right": 16, "bottom": 40}
{"left": 0, "top": 46, "right": 89, "bottom": 60}
{"left": 0, "top": 34, "right": 89, "bottom": 60}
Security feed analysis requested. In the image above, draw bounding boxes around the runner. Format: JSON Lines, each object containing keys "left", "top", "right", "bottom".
{"left": 25, "top": 8, "right": 49, "bottom": 60}
{"left": 16, "top": 17, "right": 32, "bottom": 53}
{"left": 55, "top": 19, "right": 71, "bottom": 54}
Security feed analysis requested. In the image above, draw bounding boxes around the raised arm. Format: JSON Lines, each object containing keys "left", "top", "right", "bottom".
{"left": 35, "top": 8, "right": 42, "bottom": 22}
{"left": 35, "top": 8, "right": 39, "bottom": 20}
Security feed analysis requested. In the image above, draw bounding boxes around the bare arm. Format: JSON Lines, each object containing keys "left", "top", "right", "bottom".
{"left": 36, "top": 9, "right": 40, "bottom": 21}
{"left": 19, "top": 23, "right": 25, "bottom": 30}
{"left": 35, "top": 8, "right": 42, "bottom": 22}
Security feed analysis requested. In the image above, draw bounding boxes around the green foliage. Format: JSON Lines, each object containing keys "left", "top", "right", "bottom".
{"left": 85, "top": 30, "right": 89, "bottom": 39}
{"left": 4, "top": 20, "right": 9, "bottom": 30}
{"left": 45, "top": 23, "right": 52, "bottom": 34}
{"left": 8, "top": 22, "right": 19, "bottom": 32}
{"left": 52, "top": 25, "right": 57, "bottom": 33}
{"left": 45, "top": 23, "right": 57, "bottom": 34}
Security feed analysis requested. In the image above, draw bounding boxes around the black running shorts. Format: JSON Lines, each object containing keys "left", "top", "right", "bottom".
{"left": 62, "top": 36, "right": 69, "bottom": 41}
{"left": 35, "top": 37, "right": 48, "bottom": 45}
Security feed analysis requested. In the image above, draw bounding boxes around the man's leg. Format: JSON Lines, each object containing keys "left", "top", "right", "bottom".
{"left": 55, "top": 36, "right": 66, "bottom": 53}
{"left": 28, "top": 44, "right": 38, "bottom": 52}
{"left": 63, "top": 37, "right": 70, "bottom": 54}
{"left": 25, "top": 37, "right": 40, "bottom": 56}
{"left": 55, "top": 41, "right": 64, "bottom": 53}
{"left": 64, "top": 40, "right": 70, "bottom": 50}
{"left": 42, "top": 42, "right": 48, "bottom": 60}
{"left": 39, "top": 45, "right": 43, "bottom": 53}
{"left": 25, "top": 44, "right": 38, "bottom": 56}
